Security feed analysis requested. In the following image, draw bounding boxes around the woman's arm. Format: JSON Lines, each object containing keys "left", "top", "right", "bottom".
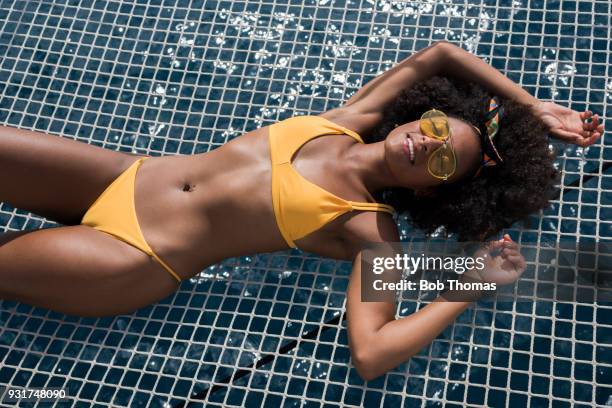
{"left": 439, "top": 42, "right": 603, "bottom": 146}
{"left": 343, "top": 214, "right": 472, "bottom": 380}
{"left": 347, "top": 231, "right": 526, "bottom": 381}
{"left": 336, "top": 41, "right": 448, "bottom": 117}
{"left": 336, "top": 41, "right": 602, "bottom": 145}
{"left": 339, "top": 40, "right": 537, "bottom": 116}
{"left": 437, "top": 42, "right": 539, "bottom": 107}
{"left": 321, "top": 41, "right": 448, "bottom": 136}
{"left": 347, "top": 251, "right": 472, "bottom": 381}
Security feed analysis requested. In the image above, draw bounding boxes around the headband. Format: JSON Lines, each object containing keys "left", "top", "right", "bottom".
{"left": 473, "top": 97, "right": 504, "bottom": 178}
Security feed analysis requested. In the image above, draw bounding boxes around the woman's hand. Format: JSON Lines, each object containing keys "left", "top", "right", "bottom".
{"left": 533, "top": 101, "right": 604, "bottom": 147}
{"left": 464, "top": 234, "right": 527, "bottom": 286}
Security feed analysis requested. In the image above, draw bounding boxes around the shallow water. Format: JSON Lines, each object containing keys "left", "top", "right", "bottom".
{"left": 0, "top": 0, "right": 610, "bottom": 406}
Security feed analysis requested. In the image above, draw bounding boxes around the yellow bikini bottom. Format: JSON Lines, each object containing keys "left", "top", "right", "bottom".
{"left": 81, "top": 157, "right": 182, "bottom": 283}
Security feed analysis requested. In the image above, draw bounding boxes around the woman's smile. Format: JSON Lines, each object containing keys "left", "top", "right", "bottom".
{"left": 402, "top": 136, "right": 415, "bottom": 164}
{"left": 401, "top": 133, "right": 426, "bottom": 165}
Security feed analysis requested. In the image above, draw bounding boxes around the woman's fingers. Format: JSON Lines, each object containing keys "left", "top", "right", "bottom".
{"left": 585, "top": 114, "right": 600, "bottom": 131}
{"left": 584, "top": 115, "right": 596, "bottom": 131}
{"left": 587, "top": 133, "right": 602, "bottom": 146}
{"left": 582, "top": 113, "right": 604, "bottom": 136}
{"left": 579, "top": 132, "right": 602, "bottom": 147}
{"left": 488, "top": 235, "right": 512, "bottom": 250}
{"left": 580, "top": 110, "right": 593, "bottom": 121}
{"left": 501, "top": 247, "right": 520, "bottom": 258}
{"left": 490, "top": 235, "right": 521, "bottom": 258}
{"left": 544, "top": 106, "right": 601, "bottom": 146}
{"left": 492, "top": 241, "right": 503, "bottom": 250}
{"left": 574, "top": 130, "right": 601, "bottom": 147}
{"left": 576, "top": 135, "right": 591, "bottom": 146}
{"left": 506, "top": 255, "right": 526, "bottom": 270}
{"left": 553, "top": 128, "right": 582, "bottom": 141}
{"left": 502, "top": 240, "right": 518, "bottom": 250}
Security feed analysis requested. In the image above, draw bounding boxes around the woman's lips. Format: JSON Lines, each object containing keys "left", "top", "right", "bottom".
{"left": 402, "top": 135, "right": 416, "bottom": 164}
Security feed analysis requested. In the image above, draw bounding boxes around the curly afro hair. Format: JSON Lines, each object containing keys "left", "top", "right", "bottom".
{"left": 366, "top": 75, "right": 560, "bottom": 241}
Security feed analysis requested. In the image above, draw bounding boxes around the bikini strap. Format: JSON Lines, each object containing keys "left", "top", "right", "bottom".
{"left": 338, "top": 126, "right": 365, "bottom": 144}
{"left": 348, "top": 201, "right": 396, "bottom": 215}
{"left": 150, "top": 252, "right": 182, "bottom": 283}
{"left": 315, "top": 116, "right": 365, "bottom": 144}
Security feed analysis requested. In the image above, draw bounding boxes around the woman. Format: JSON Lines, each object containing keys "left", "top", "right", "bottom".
{"left": 0, "top": 42, "right": 602, "bottom": 379}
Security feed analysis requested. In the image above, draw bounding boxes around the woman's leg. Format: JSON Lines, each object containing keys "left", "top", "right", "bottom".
{"left": 0, "top": 226, "right": 179, "bottom": 317}
{"left": 0, "top": 229, "right": 32, "bottom": 246}
{"left": 0, "top": 125, "right": 143, "bottom": 225}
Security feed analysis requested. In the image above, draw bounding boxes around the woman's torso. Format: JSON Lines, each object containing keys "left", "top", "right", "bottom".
{"left": 133, "top": 113, "right": 380, "bottom": 279}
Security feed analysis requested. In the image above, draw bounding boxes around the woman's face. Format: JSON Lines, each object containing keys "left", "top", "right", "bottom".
{"left": 384, "top": 116, "right": 483, "bottom": 190}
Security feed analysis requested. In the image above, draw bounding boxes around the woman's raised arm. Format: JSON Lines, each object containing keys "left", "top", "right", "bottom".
{"left": 340, "top": 40, "right": 538, "bottom": 116}
{"left": 439, "top": 42, "right": 603, "bottom": 146}
{"left": 336, "top": 41, "right": 602, "bottom": 146}
{"left": 437, "top": 42, "right": 539, "bottom": 107}
{"left": 337, "top": 41, "right": 448, "bottom": 118}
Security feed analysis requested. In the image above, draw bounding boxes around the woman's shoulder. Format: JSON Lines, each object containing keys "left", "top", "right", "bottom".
{"left": 318, "top": 107, "right": 383, "bottom": 140}
{"left": 340, "top": 210, "right": 400, "bottom": 261}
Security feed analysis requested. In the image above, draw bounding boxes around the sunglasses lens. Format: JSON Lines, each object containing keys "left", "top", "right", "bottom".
{"left": 420, "top": 110, "right": 449, "bottom": 140}
{"left": 427, "top": 144, "right": 456, "bottom": 179}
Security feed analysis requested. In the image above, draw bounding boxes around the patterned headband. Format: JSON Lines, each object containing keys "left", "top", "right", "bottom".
{"left": 473, "top": 97, "right": 504, "bottom": 178}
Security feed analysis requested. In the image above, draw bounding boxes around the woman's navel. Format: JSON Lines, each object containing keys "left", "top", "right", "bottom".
{"left": 182, "top": 183, "right": 195, "bottom": 192}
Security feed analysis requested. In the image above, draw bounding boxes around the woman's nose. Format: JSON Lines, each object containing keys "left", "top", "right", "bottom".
{"left": 420, "top": 135, "right": 444, "bottom": 153}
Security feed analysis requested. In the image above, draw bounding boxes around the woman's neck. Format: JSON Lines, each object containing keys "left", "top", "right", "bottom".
{"left": 341, "top": 141, "right": 399, "bottom": 194}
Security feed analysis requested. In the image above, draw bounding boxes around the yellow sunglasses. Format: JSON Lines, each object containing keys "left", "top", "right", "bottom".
{"left": 419, "top": 109, "right": 456, "bottom": 180}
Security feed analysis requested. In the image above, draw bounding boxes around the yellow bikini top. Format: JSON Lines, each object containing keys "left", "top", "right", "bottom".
{"left": 269, "top": 115, "right": 396, "bottom": 249}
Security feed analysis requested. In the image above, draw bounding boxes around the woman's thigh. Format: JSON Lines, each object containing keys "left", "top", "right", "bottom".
{"left": 0, "top": 125, "right": 145, "bottom": 225}
{"left": 0, "top": 225, "right": 179, "bottom": 317}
